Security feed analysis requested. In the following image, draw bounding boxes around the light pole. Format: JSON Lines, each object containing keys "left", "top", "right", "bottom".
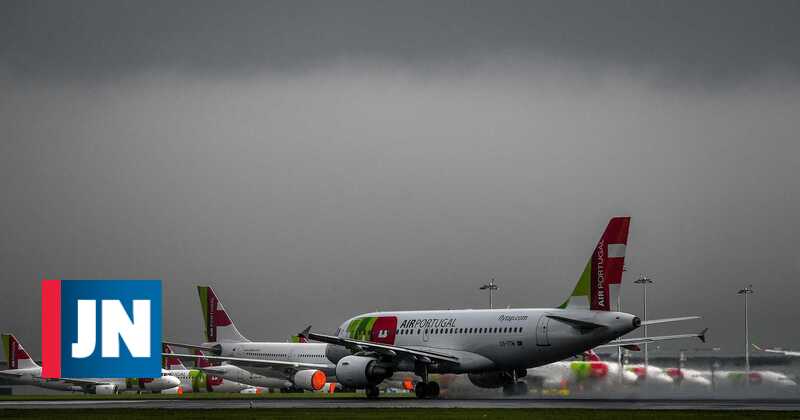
{"left": 634, "top": 275, "right": 653, "bottom": 371}
{"left": 738, "top": 285, "right": 754, "bottom": 375}
{"left": 480, "top": 278, "right": 498, "bottom": 309}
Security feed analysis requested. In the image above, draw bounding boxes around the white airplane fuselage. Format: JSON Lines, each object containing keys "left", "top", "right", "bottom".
{"left": 200, "top": 342, "right": 335, "bottom": 387}
{"left": 333, "top": 308, "right": 640, "bottom": 373}
{"left": 1, "top": 366, "right": 180, "bottom": 393}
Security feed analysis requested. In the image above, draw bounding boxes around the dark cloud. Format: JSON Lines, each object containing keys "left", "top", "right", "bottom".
{"left": 2, "top": 0, "right": 800, "bottom": 84}
{"left": 0, "top": 1, "right": 798, "bottom": 359}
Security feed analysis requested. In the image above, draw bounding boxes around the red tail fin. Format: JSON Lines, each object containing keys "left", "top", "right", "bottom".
{"left": 2, "top": 334, "right": 39, "bottom": 370}
{"left": 560, "top": 217, "right": 631, "bottom": 311}
{"left": 162, "top": 343, "right": 186, "bottom": 370}
{"left": 193, "top": 349, "right": 218, "bottom": 368}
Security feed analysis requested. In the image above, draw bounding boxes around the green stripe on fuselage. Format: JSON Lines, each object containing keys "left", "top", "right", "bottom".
{"left": 347, "top": 317, "right": 377, "bottom": 341}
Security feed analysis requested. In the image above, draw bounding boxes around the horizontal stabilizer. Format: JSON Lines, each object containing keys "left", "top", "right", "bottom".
{"left": 640, "top": 316, "right": 700, "bottom": 326}
{"left": 546, "top": 315, "right": 605, "bottom": 330}
{"left": 596, "top": 328, "right": 708, "bottom": 349}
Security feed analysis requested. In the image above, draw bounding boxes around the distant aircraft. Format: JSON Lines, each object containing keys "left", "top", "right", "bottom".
{"left": 525, "top": 350, "right": 639, "bottom": 391}
{"left": 301, "top": 217, "right": 707, "bottom": 398}
{"left": 164, "top": 286, "right": 335, "bottom": 392}
{"left": 161, "top": 344, "right": 261, "bottom": 394}
{"left": 753, "top": 343, "right": 800, "bottom": 357}
{"left": 0, "top": 333, "right": 180, "bottom": 394}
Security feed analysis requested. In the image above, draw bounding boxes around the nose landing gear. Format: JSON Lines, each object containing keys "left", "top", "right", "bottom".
{"left": 502, "top": 381, "right": 529, "bottom": 396}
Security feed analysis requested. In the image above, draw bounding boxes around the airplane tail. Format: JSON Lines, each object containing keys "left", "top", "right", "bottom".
{"left": 559, "top": 217, "right": 630, "bottom": 311}
{"left": 2, "top": 334, "right": 39, "bottom": 370}
{"left": 197, "top": 286, "right": 249, "bottom": 343}
{"left": 162, "top": 343, "right": 187, "bottom": 370}
{"left": 192, "top": 349, "right": 217, "bottom": 368}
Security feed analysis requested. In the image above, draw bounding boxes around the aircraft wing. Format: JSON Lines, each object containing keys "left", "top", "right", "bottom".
{"left": 164, "top": 353, "right": 333, "bottom": 371}
{"left": 753, "top": 344, "right": 800, "bottom": 357}
{"left": 0, "top": 371, "right": 23, "bottom": 379}
{"left": 301, "top": 327, "right": 460, "bottom": 364}
{"left": 595, "top": 328, "right": 707, "bottom": 349}
{"left": 162, "top": 341, "right": 217, "bottom": 352}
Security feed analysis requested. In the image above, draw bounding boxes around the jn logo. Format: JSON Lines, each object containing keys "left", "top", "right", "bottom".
{"left": 42, "top": 280, "right": 162, "bottom": 379}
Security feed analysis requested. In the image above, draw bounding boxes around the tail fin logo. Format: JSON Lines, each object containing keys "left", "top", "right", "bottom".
{"left": 561, "top": 217, "right": 630, "bottom": 311}
{"left": 198, "top": 286, "right": 234, "bottom": 343}
{"left": 3, "top": 334, "right": 32, "bottom": 369}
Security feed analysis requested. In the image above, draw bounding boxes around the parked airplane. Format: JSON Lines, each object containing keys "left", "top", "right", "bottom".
{"left": 300, "top": 217, "right": 707, "bottom": 398}
{"left": 164, "top": 286, "right": 335, "bottom": 392}
{"left": 0, "top": 333, "right": 180, "bottom": 394}
{"left": 525, "top": 351, "right": 638, "bottom": 391}
{"left": 161, "top": 344, "right": 260, "bottom": 394}
{"left": 753, "top": 343, "right": 800, "bottom": 357}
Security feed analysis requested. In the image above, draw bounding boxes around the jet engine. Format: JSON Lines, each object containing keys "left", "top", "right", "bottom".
{"left": 335, "top": 355, "right": 393, "bottom": 388}
{"left": 467, "top": 371, "right": 515, "bottom": 389}
{"left": 161, "top": 386, "right": 184, "bottom": 395}
{"left": 293, "top": 369, "right": 328, "bottom": 391}
{"left": 91, "top": 384, "right": 118, "bottom": 395}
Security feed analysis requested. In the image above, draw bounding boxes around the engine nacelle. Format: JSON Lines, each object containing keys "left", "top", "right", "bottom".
{"left": 335, "top": 355, "right": 393, "bottom": 388}
{"left": 92, "top": 384, "right": 118, "bottom": 395}
{"left": 467, "top": 371, "right": 514, "bottom": 389}
{"left": 293, "top": 369, "right": 328, "bottom": 391}
{"left": 161, "top": 386, "right": 184, "bottom": 395}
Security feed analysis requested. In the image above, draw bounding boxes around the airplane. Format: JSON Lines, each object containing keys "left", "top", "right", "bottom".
{"left": 300, "top": 217, "right": 707, "bottom": 398}
{"left": 525, "top": 350, "right": 639, "bottom": 392}
{"left": 161, "top": 344, "right": 261, "bottom": 394}
{"left": 164, "top": 286, "right": 335, "bottom": 392}
{"left": 0, "top": 333, "right": 180, "bottom": 394}
{"left": 753, "top": 343, "right": 800, "bottom": 357}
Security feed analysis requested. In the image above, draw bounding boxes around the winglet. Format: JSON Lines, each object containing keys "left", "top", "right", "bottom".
{"left": 698, "top": 328, "right": 708, "bottom": 344}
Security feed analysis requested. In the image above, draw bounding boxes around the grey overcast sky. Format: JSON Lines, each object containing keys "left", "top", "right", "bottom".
{"left": 1, "top": 1, "right": 799, "bottom": 357}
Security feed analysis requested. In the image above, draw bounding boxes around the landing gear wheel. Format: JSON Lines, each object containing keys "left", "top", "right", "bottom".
{"left": 427, "top": 381, "right": 440, "bottom": 398}
{"left": 365, "top": 386, "right": 380, "bottom": 399}
{"left": 502, "top": 383, "right": 515, "bottom": 396}
{"left": 415, "top": 382, "right": 428, "bottom": 399}
{"left": 514, "top": 381, "right": 529, "bottom": 396}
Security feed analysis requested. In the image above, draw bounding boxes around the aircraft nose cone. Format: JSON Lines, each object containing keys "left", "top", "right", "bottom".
{"left": 165, "top": 376, "right": 181, "bottom": 388}
{"left": 632, "top": 317, "right": 641, "bottom": 328}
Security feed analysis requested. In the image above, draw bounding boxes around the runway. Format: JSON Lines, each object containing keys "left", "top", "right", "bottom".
{"left": 2, "top": 398, "right": 800, "bottom": 411}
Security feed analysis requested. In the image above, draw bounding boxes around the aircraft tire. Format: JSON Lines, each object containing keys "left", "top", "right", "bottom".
{"left": 427, "top": 381, "right": 440, "bottom": 398}
{"left": 415, "top": 382, "right": 428, "bottom": 399}
{"left": 514, "top": 381, "right": 529, "bottom": 395}
{"left": 365, "top": 386, "right": 380, "bottom": 399}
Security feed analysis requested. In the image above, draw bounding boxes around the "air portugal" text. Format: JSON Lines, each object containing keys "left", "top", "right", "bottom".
{"left": 399, "top": 318, "right": 457, "bottom": 329}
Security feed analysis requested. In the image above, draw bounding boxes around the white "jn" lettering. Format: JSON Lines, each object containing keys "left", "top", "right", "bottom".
{"left": 71, "top": 300, "right": 151, "bottom": 358}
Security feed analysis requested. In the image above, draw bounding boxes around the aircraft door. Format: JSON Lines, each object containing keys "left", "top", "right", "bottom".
{"left": 536, "top": 315, "right": 550, "bottom": 346}
{"left": 422, "top": 328, "right": 430, "bottom": 342}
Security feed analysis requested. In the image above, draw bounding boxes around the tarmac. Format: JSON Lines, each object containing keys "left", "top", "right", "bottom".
{"left": 2, "top": 398, "right": 800, "bottom": 411}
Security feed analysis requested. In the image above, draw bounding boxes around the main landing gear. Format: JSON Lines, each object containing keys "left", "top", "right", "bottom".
{"left": 414, "top": 381, "right": 440, "bottom": 399}
{"left": 413, "top": 364, "right": 440, "bottom": 399}
{"left": 365, "top": 386, "right": 380, "bottom": 399}
{"left": 502, "top": 381, "right": 529, "bottom": 397}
